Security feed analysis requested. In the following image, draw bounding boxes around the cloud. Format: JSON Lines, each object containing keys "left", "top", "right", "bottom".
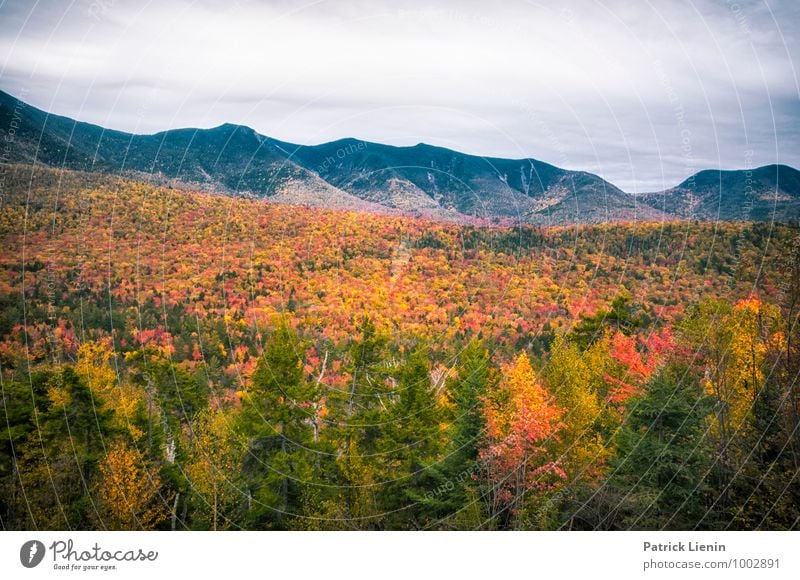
{"left": 0, "top": 0, "right": 797, "bottom": 191}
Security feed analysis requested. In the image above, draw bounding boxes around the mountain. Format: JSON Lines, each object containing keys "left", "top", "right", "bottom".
{"left": 638, "top": 165, "right": 800, "bottom": 222}
{"left": 1, "top": 89, "right": 796, "bottom": 224}
{"left": 0, "top": 91, "right": 382, "bottom": 210}
{"left": 0, "top": 90, "right": 667, "bottom": 224}
{"left": 271, "top": 138, "right": 666, "bottom": 223}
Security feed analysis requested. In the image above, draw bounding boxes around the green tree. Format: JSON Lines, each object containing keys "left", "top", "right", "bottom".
{"left": 727, "top": 370, "right": 799, "bottom": 529}
{"left": 377, "top": 345, "right": 445, "bottom": 529}
{"left": 603, "top": 363, "right": 715, "bottom": 530}
{"left": 425, "top": 340, "right": 492, "bottom": 527}
{"left": 570, "top": 291, "right": 643, "bottom": 349}
{"left": 326, "top": 315, "right": 390, "bottom": 527}
{"left": 6, "top": 368, "right": 115, "bottom": 529}
{"left": 239, "top": 321, "right": 319, "bottom": 529}
{"left": 344, "top": 315, "right": 389, "bottom": 417}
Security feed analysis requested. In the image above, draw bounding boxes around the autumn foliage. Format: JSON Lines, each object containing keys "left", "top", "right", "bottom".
{"left": 481, "top": 353, "right": 565, "bottom": 516}
{"left": 1, "top": 166, "right": 798, "bottom": 530}
{"left": 96, "top": 442, "right": 169, "bottom": 530}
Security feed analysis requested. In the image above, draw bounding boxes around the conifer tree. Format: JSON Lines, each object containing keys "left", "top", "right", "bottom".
{"left": 425, "top": 340, "right": 492, "bottom": 526}
{"left": 240, "top": 321, "right": 319, "bottom": 529}
{"left": 377, "top": 345, "right": 444, "bottom": 529}
{"left": 606, "top": 363, "right": 715, "bottom": 530}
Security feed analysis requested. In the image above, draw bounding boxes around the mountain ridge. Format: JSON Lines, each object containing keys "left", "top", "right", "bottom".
{"left": 1, "top": 89, "right": 797, "bottom": 224}
{"left": 638, "top": 164, "right": 800, "bottom": 222}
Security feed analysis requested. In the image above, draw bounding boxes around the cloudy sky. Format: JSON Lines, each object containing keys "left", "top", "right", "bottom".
{"left": 1, "top": 0, "right": 798, "bottom": 191}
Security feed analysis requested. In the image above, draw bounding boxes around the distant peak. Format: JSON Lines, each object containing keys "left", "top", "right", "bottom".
{"left": 211, "top": 122, "right": 252, "bottom": 132}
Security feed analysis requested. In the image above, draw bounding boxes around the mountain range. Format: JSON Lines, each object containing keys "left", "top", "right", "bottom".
{"left": 1, "top": 89, "right": 798, "bottom": 224}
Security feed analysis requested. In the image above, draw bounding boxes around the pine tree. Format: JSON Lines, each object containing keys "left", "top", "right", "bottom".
{"left": 605, "top": 363, "right": 715, "bottom": 530}
{"left": 425, "top": 340, "right": 492, "bottom": 526}
{"left": 239, "top": 321, "right": 319, "bottom": 529}
{"left": 329, "top": 315, "right": 390, "bottom": 527}
{"left": 571, "top": 291, "right": 643, "bottom": 349}
{"left": 11, "top": 368, "right": 116, "bottom": 529}
{"left": 377, "top": 345, "right": 444, "bottom": 529}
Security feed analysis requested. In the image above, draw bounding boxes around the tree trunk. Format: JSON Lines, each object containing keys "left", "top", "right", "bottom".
{"left": 171, "top": 492, "right": 180, "bottom": 531}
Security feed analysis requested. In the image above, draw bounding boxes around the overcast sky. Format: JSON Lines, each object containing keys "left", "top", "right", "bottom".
{"left": 1, "top": 0, "right": 798, "bottom": 191}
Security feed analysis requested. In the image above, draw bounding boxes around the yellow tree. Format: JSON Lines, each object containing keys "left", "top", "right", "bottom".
{"left": 681, "top": 297, "right": 786, "bottom": 512}
{"left": 542, "top": 335, "right": 608, "bottom": 483}
{"left": 76, "top": 339, "right": 116, "bottom": 394}
{"left": 692, "top": 298, "right": 785, "bottom": 437}
{"left": 96, "top": 441, "right": 169, "bottom": 530}
{"left": 185, "top": 408, "right": 238, "bottom": 530}
{"left": 481, "top": 352, "right": 564, "bottom": 526}
{"left": 725, "top": 298, "right": 784, "bottom": 431}
{"left": 78, "top": 339, "right": 148, "bottom": 439}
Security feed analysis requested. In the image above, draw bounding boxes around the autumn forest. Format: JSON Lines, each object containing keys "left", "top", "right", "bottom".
{"left": 1, "top": 164, "right": 799, "bottom": 531}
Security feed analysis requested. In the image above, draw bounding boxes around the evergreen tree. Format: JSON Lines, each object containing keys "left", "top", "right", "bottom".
{"left": 239, "top": 321, "right": 319, "bottom": 529}
{"left": 328, "top": 315, "right": 390, "bottom": 527}
{"left": 425, "top": 340, "right": 491, "bottom": 526}
{"left": 603, "top": 363, "right": 715, "bottom": 530}
{"left": 344, "top": 315, "right": 390, "bottom": 418}
{"left": 570, "top": 291, "right": 643, "bottom": 349}
{"left": 377, "top": 345, "right": 444, "bottom": 529}
{"left": 6, "top": 368, "right": 115, "bottom": 529}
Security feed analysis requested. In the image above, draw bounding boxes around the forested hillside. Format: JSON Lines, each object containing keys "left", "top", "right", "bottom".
{"left": 1, "top": 164, "right": 798, "bottom": 530}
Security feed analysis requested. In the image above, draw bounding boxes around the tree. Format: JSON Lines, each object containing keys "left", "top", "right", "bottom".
{"left": 96, "top": 441, "right": 170, "bottom": 530}
{"left": 376, "top": 345, "right": 445, "bottom": 529}
{"left": 680, "top": 297, "right": 785, "bottom": 517}
{"left": 726, "top": 298, "right": 784, "bottom": 430}
{"left": 479, "top": 352, "right": 564, "bottom": 528}
{"left": 542, "top": 335, "right": 607, "bottom": 483}
{"left": 425, "top": 340, "right": 493, "bottom": 527}
{"left": 239, "top": 321, "right": 320, "bottom": 529}
{"left": 9, "top": 368, "right": 115, "bottom": 529}
{"left": 185, "top": 407, "right": 239, "bottom": 530}
{"left": 603, "top": 363, "right": 715, "bottom": 530}
{"left": 345, "top": 316, "right": 389, "bottom": 417}
{"left": 570, "top": 291, "right": 643, "bottom": 349}
{"left": 778, "top": 234, "right": 800, "bottom": 473}
{"left": 725, "top": 300, "right": 796, "bottom": 529}
{"left": 728, "top": 367, "right": 799, "bottom": 529}
{"left": 327, "top": 315, "right": 390, "bottom": 527}
{"left": 75, "top": 339, "right": 116, "bottom": 396}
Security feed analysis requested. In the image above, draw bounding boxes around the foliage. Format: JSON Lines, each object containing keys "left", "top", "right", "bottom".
{"left": 1, "top": 167, "right": 798, "bottom": 530}
{"left": 480, "top": 353, "right": 565, "bottom": 526}
{"left": 96, "top": 441, "right": 170, "bottom": 530}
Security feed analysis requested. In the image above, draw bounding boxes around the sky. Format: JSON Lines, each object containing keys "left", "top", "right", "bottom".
{"left": 0, "top": 0, "right": 798, "bottom": 192}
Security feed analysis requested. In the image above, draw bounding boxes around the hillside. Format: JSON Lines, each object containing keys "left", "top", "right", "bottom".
{"left": 639, "top": 164, "right": 800, "bottom": 222}
{"left": 0, "top": 90, "right": 673, "bottom": 224}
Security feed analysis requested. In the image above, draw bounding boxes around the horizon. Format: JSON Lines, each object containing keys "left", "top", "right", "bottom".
{"left": 1, "top": 0, "right": 798, "bottom": 193}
